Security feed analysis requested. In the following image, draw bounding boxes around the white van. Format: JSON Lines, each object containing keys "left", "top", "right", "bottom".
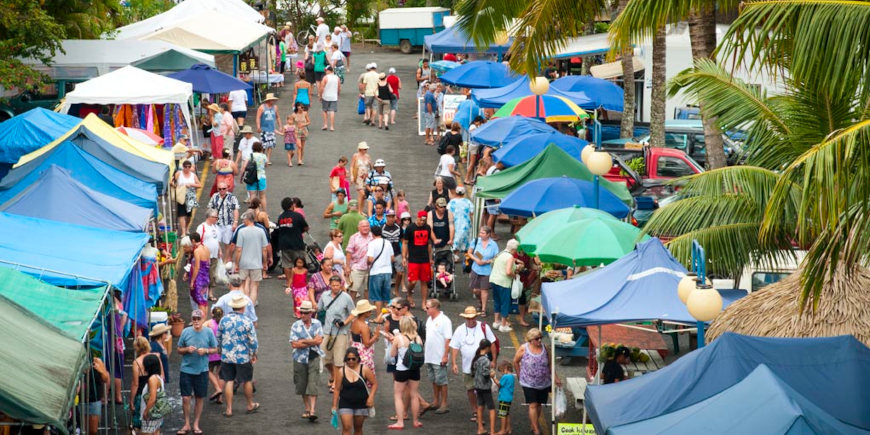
{"left": 713, "top": 250, "right": 805, "bottom": 292}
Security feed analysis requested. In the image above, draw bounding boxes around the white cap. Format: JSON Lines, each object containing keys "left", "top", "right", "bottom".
{"left": 316, "top": 17, "right": 325, "bottom": 22}
{"left": 371, "top": 62, "right": 377, "bottom": 69}
{"left": 400, "top": 212, "right": 411, "bottom": 219}
{"left": 334, "top": 26, "right": 341, "bottom": 32}
{"left": 374, "top": 158, "right": 386, "bottom": 167}
{"left": 365, "top": 63, "right": 373, "bottom": 70}
{"left": 388, "top": 67, "right": 396, "bottom": 74}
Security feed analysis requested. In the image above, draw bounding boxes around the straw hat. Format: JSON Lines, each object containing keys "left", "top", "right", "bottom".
{"left": 149, "top": 324, "right": 171, "bottom": 337}
{"left": 298, "top": 300, "right": 316, "bottom": 313}
{"left": 229, "top": 295, "right": 247, "bottom": 309}
{"left": 351, "top": 299, "right": 376, "bottom": 316}
{"left": 207, "top": 103, "right": 221, "bottom": 112}
{"left": 240, "top": 125, "right": 253, "bottom": 134}
{"left": 357, "top": 141, "right": 369, "bottom": 150}
{"left": 264, "top": 93, "right": 279, "bottom": 102}
{"left": 459, "top": 306, "right": 481, "bottom": 318}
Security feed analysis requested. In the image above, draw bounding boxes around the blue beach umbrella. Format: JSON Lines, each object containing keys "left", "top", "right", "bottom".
{"left": 431, "top": 60, "right": 460, "bottom": 74}
{"left": 493, "top": 130, "right": 588, "bottom": 167}
{"left": 168, "top": 64, "right": 252, "bottom": 94}
{"left": 470, "top": 116, "right": 556, "bottom": 147}
{"left": 551, "top": 75, "right": 624, "bottom": 111}
{"left": 498, "top": 176, "right": 630, "bottom": 218}
{"left": 439, "top": 61, "right": 517, "bottom": 89}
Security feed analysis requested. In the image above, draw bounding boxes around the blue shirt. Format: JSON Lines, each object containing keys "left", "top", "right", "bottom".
{"left": 289, "top": 319, "right": 325, "bottom": 364}
{"left": 178, "top": 326, "right": 218, "bottom": 375}
{"left": 368, "top": 214, "right": 387, "bottom": 228}
{"left": 150, "top": 339, "right": 170, "bottom": 383}
{"left": 217, "top": 312, "right": 258, "bottom": 364}
{"left": 470, "top": 237, "right": 499, "bottom": 275}
{"left": 498, "top": 373, "right": 516, "bottom": 403}
{"left": 260, "top": 105, "right": 277, "bottom": 132}
{"left": 424, "top": 91, "right": 437, "bottom": 114}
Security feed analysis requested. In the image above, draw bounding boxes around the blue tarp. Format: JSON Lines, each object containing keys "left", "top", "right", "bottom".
{"left": 0, "top": 165, "right": 152, "bottom": 231}
{"left": 551, "top": 75, "right": 624, "bottom": 112}
{"left": 168, "top": 63, "right": 252, "bottom": 94}
{"left": 424, "top": 26, "right": 511, "bottom": 54}
{"left": 609, "top": 364, "right": 869, "bottom": 435}
{"left": 586, "top": 333, "right": 870, "bottom": 432}
{"left": 0, "top": 141, "right": 158, "bottom": 212}
{"left": 0, "top": 212, "right": 148, "bottom": 289}
{"left": 470, "top": 116, "right": 555, "bottom": 147}
{"left": 493, "top": 130, "right": 588, "bottom": 167}
{"left": 471, "top": 76, "right": 596, "bottom": 109}
{"left": 439, "top": 61, "right": 517, "bottom": 89}
{"left": 0, "top": 108, "right": 80, "bottom": 164}
{"left": 452, "top": 98, "right": 481, "bottom": 131}
{"left": 498, "top": 177, "right": 630, "bottom": 218}
{"left": 541, "top": 238, "right": 747, "bottom": 326}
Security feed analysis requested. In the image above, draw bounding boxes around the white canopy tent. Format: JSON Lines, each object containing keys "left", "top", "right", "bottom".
{"left": 140, "top": 10, "right": 272, "bottom": 53}
{"left": 110, "top": 0, "right": 264, "bottom": 41}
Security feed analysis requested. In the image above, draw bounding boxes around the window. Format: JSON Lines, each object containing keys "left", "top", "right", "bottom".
{"left": 663, "top": 133, "right": 688, "bottom": 150}
{"left": 656, "top": 156, "right": 696, "bottom": 177}
{"left": 693, "top": 135, "right": 707, "bottom": 155}
{"left": 751, "top": 272, "right": 791, "bottom": 292}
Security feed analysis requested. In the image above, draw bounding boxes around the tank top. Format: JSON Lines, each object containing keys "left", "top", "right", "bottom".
{"left": 330, "top": 200, "right": 348, "bottom": 229}
{"left": 431, "top": 210, "right": 449, "bottom": 249}
{"left": 489, "top": 251, "right": 513, "bottom": 288}
{"left": 260, "top": 105, "right": 277, "bottom": 132}
{"left": 292, "top": 270, "right": 307, "bottom": 288}
{"left": 338, "top": 367, "right": 368, "bottom": 409}
{"left": 215, "top": 159, "right": 234, "bottom": 175}
{"left": 327, "top": 240, "right": 346, "bottom": 265}
{"left": 295, "top": 86, "right": 310, "bottom": 105}
{"left": 418, "top": 67, "right": 431, "bottom": 83}
{"left": 177, "top": 170, "right": 196, "bottom": 187}
{"left": 322, "top": 74, "right": 339, "bottom": 101}
{"left": 135, "top": 360, "right": 150, "bottom": 396}
{"left": 208, "top": 322, "right": 221, "bottom": 362}
{"left": 377, "top": 82, "right": 392, "bottom": 100}
{"left": 519, "top": 343, "right": 551, "bottom": 389}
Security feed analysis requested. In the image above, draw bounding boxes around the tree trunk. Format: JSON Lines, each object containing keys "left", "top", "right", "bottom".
{"left": 617, "top": 0, "right": 635, "bottom": 138}
{"left": 649, "top": 25, "right": 666, "bottom": 148}
{"left": 689, "top": 6, "right": 728, "bottom": 169}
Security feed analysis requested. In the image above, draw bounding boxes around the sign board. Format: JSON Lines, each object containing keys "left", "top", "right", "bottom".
{"left": 441, "top": 94, "right": 466, "bottom": 126}
{"left": 556, "top": 423, "right": 597, "bottom": 434}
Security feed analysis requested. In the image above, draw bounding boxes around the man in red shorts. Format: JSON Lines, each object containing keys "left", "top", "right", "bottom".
{"left": 403, "top": 210, "right": 433, "bottom": 309}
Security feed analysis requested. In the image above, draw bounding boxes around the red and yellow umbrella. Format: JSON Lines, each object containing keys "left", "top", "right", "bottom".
{"left": 492, "top": 95, "right": 589, "bottom": 123}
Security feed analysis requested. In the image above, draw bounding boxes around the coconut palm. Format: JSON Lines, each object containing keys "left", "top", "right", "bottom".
{"left": 645, "top": 1, "right": 870, "bottom": 312}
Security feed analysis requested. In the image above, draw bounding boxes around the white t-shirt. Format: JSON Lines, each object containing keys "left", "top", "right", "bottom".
{"left": 331, "top": 33, "right": 344, "bottom": 50}
{"left": 197, "top": 222, "right": 221, "bottom": 259}
{"left": 238, "top": 136, "right": 256, "bottom": 160}
{"left": 449, "top": 320, "right": 496, "bottom": 374}
{"left": 437, "top": 153, "right": 455, "bottom": 177}
{"left": 366, "top": 238, "right": 393, "bottom": 275}
{"left": 321, "top": 74, "right": 340, "bottom": 102}
{"left": 228, "top": 89, "right": 248, "bottom": 112}
{"left": 330, "top": 50, "right": 344, "bottom": 66}
{"left": 316, "top": 23, "right": 331, "bottom": 45}
{"left": 424, "top": 312, "right": 453, "bottom": 364}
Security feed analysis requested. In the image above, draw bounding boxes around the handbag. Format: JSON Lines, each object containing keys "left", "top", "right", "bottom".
{"left": 316, "top": 290, "right": 341, "bottom": 325}
{"left": 144, "top": 379, "right": 169, "bottom": 419}
{"left": 463, "top": 238, "right": 479, "bottom": 274}
{"left": 174, "top": 183, "right": 188, "bottom": 205}
{"left": 357, "top": 96, "right": 365, "bottom": 115}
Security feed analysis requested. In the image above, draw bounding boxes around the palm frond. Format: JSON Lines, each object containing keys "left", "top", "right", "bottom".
{"left": 609, "top": 0, "right": 737, "bottom": 53}
{"left": 664, "top": 223, "right": 767, "bottom": 279}
{"left": 644, "top": 194, "right": 762, "bottom": 237}
{"left": 675, "top": 165, "right": 787, "bottom": 211}
{"left": 453, "top": 0, "right": 526, "bottom": 50}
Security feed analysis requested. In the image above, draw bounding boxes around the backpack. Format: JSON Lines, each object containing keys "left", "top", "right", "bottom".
{"left": 243, "top": 159, "right": 258, "bottom": 185}
{"left": 437, "top": 134, "right": 450, "bottom": 155}
{"left": 402, "top": 335, "right": 425, "bottom": 370}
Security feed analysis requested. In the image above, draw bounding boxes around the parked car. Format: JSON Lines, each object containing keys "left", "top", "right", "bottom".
{"left": 600, "top": 119, "right": 744, "bottom": 167}
{"left": 0, "top": 80, "right": 78, "bottom": 121}
{"left": 378, "top": 7, "right": 450, "bottom": 54}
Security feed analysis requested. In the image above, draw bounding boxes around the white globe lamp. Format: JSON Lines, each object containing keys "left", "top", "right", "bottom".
{"left": 529, "top": 77, "right": 549, "bottom": 96}
{"left": 587, "top": 151, "right": 612, "bottom": 176}
{"left": 581, "top": 144, "right": 595, "bottom": 164}
{"left": 686, "top": 287, "right": 723, "bottom": 322}
{"left": 677, "top": 273, "right": 697, "bottom": 304}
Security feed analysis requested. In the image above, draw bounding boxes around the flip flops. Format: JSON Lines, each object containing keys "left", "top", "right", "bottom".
{"left": 246, "top": 403, "right": 260, "bottom": 414}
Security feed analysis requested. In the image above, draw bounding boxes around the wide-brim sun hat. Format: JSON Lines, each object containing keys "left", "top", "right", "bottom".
{"left": 229, "top": 295, "right": 247, "bottom": 309}
{"left": 264, "top": 93, "right": 279, "bottom": 102}
{"left": 374, "top": 158, "right": 386, "bottom": 167}
{"left": 299, "top": 300, "right": 316, "bottom": 313}
{"left": 358, "top": 141, "right": 369, "bottom": 150}
{"left": 351, "top": 299, "right": 376, "bottom": 316}
{"left": 240, "top": 125, "right": 253, "bottom": 134}
{"left": 149, "top": 324, "right": 171, "bottom": 337}
{"left": 459, "top": 306, "right": 481, "bottom": 318}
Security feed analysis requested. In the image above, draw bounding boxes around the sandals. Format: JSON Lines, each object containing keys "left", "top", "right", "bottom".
{"left": 413, "top": 422, "right": 423, "bottom": 428}
{"left": 308, "top": 414, "right": 318, "bottom": 422}
{"left": 387, "top": 424, "right": 404, "bottom": 430}
{"left": 209, "top": 392, "right": 222, "bottom": 402}
{"left": 246, "top": 403, "right": 260, "bottom": 414}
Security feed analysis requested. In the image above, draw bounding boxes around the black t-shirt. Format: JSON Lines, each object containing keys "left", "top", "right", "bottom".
{"left": 86, "top": 365, "right": 104, "bottom": 402}
{"left": 430, "top": 210, "right": 449, "bottom": 249}
{"left": 277, "top": 209, "right": 309, "bottom": 251}
{"left": 382, "top": 222, "right": 402, "bottom": 253}
{"left": 403, "top": 222, "right": 431, "bottom": 264}
{"left": 602, "top": 359, "right": 626, "bottom": 384}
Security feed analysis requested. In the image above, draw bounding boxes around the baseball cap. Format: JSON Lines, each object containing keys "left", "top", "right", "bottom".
{"left": 348, "top": 199, "right": 359, "bottom": 207}
{"left": 388, "top": 67, "right": 396, "bottom": 74}
{"left": 365, "top": 63, "right": 373, "bottom": 70}
{"left": 435, "top": 197, "right": 447, "bottom": 207}
{"left": 417, "top": 210, "right": 427, "bottom": 219}
{"left": 386, "top": 210, "right": 396, "bottom": 216}
{"left": 371, "top": 62, "right": 377, "bottom": 69}
{"left": 316, "top": 17, "right": 325, "bottom": 22}
{"left": 456, "top": 185, "right": 466, "bottom": 194}
{"left": 191, "top": 309, "right": 204, "bottom": 319}
{"left": 400, "top": 212, "right": 411, "bottom": 219}
{"left": 374, "top": 158, "right": 386, "bottom": 167}
{"left": 334, "top": 26, "right": 341, "bottom": 31}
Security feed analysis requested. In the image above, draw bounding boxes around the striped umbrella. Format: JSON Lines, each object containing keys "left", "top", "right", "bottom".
{"left": 116, "top": 126, "right": 164, "bottom": 146}
{"left": 492, "top": 94, "right": 589, "bottom": 123}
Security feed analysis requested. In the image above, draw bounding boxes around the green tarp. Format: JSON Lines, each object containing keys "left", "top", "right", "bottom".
{"left": 0, "top": 268, "right": 106, "bottom": 341}
{"left": 0, "top": 293, "right": 86, "bottom": 432}
{"left": 475, "top": 144, "right": 633, "bottom": 203}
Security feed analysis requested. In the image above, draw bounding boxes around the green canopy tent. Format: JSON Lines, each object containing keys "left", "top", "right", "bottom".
{"left": 0, "top": 293, "right": 87, "bottom": 433}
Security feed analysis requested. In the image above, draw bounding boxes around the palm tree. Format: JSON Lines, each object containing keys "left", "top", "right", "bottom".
{"left": 645, "top": 0, "right": 870, "bottom": 311}
{"left": 648, "top": 25, "right": 666, "bottom": 148}
{"left": 616, "top": 0, "right": 636, "bottom": 138}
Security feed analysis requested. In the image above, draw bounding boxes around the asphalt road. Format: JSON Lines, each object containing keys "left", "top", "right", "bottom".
{"left": 162, "top": 48, "right": 588, "bottom": 435}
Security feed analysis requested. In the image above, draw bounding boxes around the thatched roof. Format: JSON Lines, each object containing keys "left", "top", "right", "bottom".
{"left": 707, "top": 266, "right": 870, "bottom": 346}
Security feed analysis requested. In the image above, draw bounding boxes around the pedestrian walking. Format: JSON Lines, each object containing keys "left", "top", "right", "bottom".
{"left": 324, "top": 188, "right": 349, "bottom": 232}
{"left": 322, "top": 228, "right": 347, "bottom": 276}
{"left": 285, "top": 257, "right": 310, "bottom": 317}
{"left": 472, "top": 339, "right": 497, "bottom": 435}
{"left": 217, "top": 295, "right": 260, "bottom": 417}
{"left": 450, "top": 306, "right": 498, "bottom": 423}
{"left": 245, "top": 142, "right": 268, "bottom": 209}
{"left": 209, "top": 149, "right": 238, "bottom": 197}
{"left": 489, "top": 239, "right": 520, "bottom": 332}
{"left": 376, "top": 72, "right": 394, "bottom": 129}
{"left": 204, "top": 306, "right": 225, "bottom": 404}
{"left": 214, "top": 274, "right": 258, "bottom": 325}
{"left": 320, "top": 65, "right": 341, "bottom": 131}
{"left": 237, "top": 126, "right": 256, "bottom": 177}
{"left": 366, "top": 225, "right": 394, "bottom": 311}
{"left": 403, "top": 210, "right": 432, "bottom": 309}
{"left": 386, "top": 67, "right": 401, "bottom": 125}
{"left": 315, "top": 17, "right": 330, "bottom": 46}
{"left": 82, "top": 356, "right": 110, "bottom": 435}
{"left": 139, "top": 355, "right": 166, "bottom": 435}
{"left": 318, "top": 275, "right": 356, "bottom": 392}
{"left": 336, "top": 199, "right": 365, "bottom": 248}
{"left": 281, "top": 115, "right": 298, "bottom": 167}
{"left": 130, "top": 338, "right": 164, "bottom": 430}
{"left": 427, "top": 197, "right": 454, "bottom": 256}
{"left": 350, "top": 142, "right": 372, "bottom": 208}
{"left": 173, "top": 160, "right": 201, "bottom": 237}
{"left": 513, "top": 328, "right": 560, "bottom": 435}
{"left": 276, "top": 196, "right": 310, "bottom": 288}
{"left": 290, "top": 300, "right": 325, "bottom": 422}
{"left": 196, "top": 210, "right": 222, "bottom": 302}
{"left": 495, "top": 361, "right": 516, "bottom": 435}
{"left": 381, "top": 210, "right": 405, "bottom": 293}
{"left": 333, "top": 346, "right": 377, "bottom": 435}
{"left": 148, "top": 325, "right": 170, "bottom": 383}
{"left": 388, "top": 316, "right": 424, "bottom": 430}
{"left": 329, "top": 157, "right": 350, "bottom": 200}
{"left": 360, "top": 64, "right": 379, "bottom": 125}
{"left": 339, "top": 25, "right": 352, "bottom": 68}
{"left": 348, "top": 299, "right": 378, "bottom": 376}
{"left": 427, "top": 177, "right": 449, "bottom": 211}
{"left": 312, "top": 42, "right": 328, "bottom": 85}
{"left": 207, "top": 103, "right": 224, "bottom": 160}
{"left": 466, "top": 226, "right": 499, "bottom": 317}
{"left": 233, "top": 211, "right": 270, "bottom": 304}
{"left": 228, "top": 89, "right": 248, "bottom": 126}
{"left": 447, "top": 186, "right": 474, "bottom": 256}
{"left": 182, "top": 234, "right": 210, "bottom": 314}
{"left": 423, "top": 84, "right": 437, "bottom": 145}
{"left": 346, "top": 220, "right": 373, "bottom": 298}
{"left": 423, "top": 298, "right": 452, "bottom": 414}
{"left": 255, "top": 93, "right": 280, "bottom": 165}
{"left": 435, "top": 144, "right": 461, "bottom": 193}
{"left": 293, "top": 71, "right": 313, "bottom": 111}
{"left": 177, "top": 309, "right": 218, "bottom": 435}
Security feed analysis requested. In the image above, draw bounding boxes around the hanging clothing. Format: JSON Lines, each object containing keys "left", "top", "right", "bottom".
{"left": 140, "top": 256, "right": 163, "bottom": 307}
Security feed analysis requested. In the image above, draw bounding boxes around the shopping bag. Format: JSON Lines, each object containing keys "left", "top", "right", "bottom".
{"left": 554, "top": 386, "right": 567, "bottom": 418}
{"left": 357, "top": 96, "right": 365, "bottom": 115}
{"left": 214, "top": 260, "right": 229, "bottom": 286}
{"left": 510, "top": 277, "right": 523, "bottom": 299}
{"left": 331, "top": 409, "right": 340, "bottom": 429}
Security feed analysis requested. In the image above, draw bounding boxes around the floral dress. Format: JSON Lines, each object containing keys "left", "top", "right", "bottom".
{"left": 447, "top": 197, "right": 474, "bottom": 251}
{"left": 291, "top": 270, "right": 309, "bottom": 317}
{"left": 190, "top": 259, "right": 210, "bottom": 308}
{"left": 350, "top": 323, "right": 375, "bottom": 384}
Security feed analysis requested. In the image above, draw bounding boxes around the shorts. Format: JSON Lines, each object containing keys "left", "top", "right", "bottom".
{"left": 284, "top": 142, "right": 297, "bottom": 151}
{"left": 260, "top": 131, "right": 276, "bottom": 149}
{"left": 179, "top": 371, "right": 209, "bottom": 397}
{"left": 293, "top": 359, "right": 320, "bottom": 396}
{"left": 425, "top": 363, "right": 448, "bottom": 386}
{"left": 140, "top": 418, "right": 163, "bottom": 433}
{"left": 467, "top": 142, "right": 480, "bottom": 159}
{"left": 83, "top": 401, "right": 101, "bottom": 416}
{"left": 407, "top": 262, "right": 432, "bottom": 283}
{"left": 463, "top": 373, "right": 475, "bottom": 391}
{"left": 349, "top": 269, "right": 369, "bottom": 295}
{"left": 177, "top": 203, "right": 192, "bottom": 218}
{"left": 390, "top": 99, "right": 399, "bottom": 112}
{"left": 518, "top": 286, "right": 532, "bottom": 305}
{"left": 341, "top": 51, "right": 351, "bottom": 59}
{"left": 393, "top": 368, "right": 421, "bottom": 383}
{"left": 522, "top": 386, "right": 550, "bottom": 405}
{"left": 498, "top": 401, "right": 512, "bottom": 417}
{"left": 392, "top": 256, "right": 405, "bottom": 273}
{"left": 281, "top": 249, "right": 307, "bottom": 269}
{"left": 338, "top": 408, "right": 369, "bottom": 416}
{"left": 220, "top": 362, "right": 254, "bottom": 383}
{"left": 208, "top": 257, "right": 219, "bottom": 289}
{"left": 321, "top": 334, "right": 349, "bottom": 367}
{"left": 232, "top": 110, "right": 246, "bottom": 120}
{"left": 217, "top": 224, "right": 234, "bottom": 244}
{"left": 239, "top": 268, "right": 263, "bottom": 282}
{"left": 469, "top": 271, "right": 491, "bottom": 291}
{"left": 423, "top": 112, "right": 436, "bottom": 129}
{"left": 377, "top": 100, "right": 390, "bottom": 115}
{"left": 364, "top": 96, "right": 376, "bottom": 109}
{"left": 368, "top": 273, "right": 392, "bottom": 302}
{"left": 246, "top": 177, "right": 267, "bottom": 191}
{"left": 476, "top": 388, "right": 495, "bottom": 410}
{"left": 209, "top": 360, "right": 221, "bottom": 371}
{"left": 322, "top": 99, "right": 338, "bottom": 112}
{"left": 491, "top": 283, "right": 511, "bottom": 317}
{"left": 314, "top": 71, "right": 325, "bottom": 83}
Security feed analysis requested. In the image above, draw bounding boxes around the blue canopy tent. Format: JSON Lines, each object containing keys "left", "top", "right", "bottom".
{"left": 470, "top": 116, "right": 556, "bottom": 147}
{"left": 609, "top": 364, "right": 869, "bottom": 435}
{"left": 439, "top": 61, "right": 517, "bottom": 89}
{"left": 168, "top": 63, "right": 252, "bottom": 94}
{"left": 541, "top": 238, "right": 746, "bottom": 326}
{"left": 430, "top": 60, "right": 460, "bottom": 73}
{"left": 551, "top": 75, "right": 624, "bottom": 112}
{"left": 0, "top": 141, "right": 158, "bottom": 213}
{"left": 472, "top": 76, "right": 595, "bottom": 109}
{"left": 586, "top": 333, "right": 870, "bottom": 433}
{"left": 0, "top": 108, "right": 80, "bottom": 179}
{"left": 493, "top": 130, "right": 588, "bottom": 167}
{"left": 0, "top": 165, "right": 152, "bottom": 231}
{"left": 423, "top": 26, "right": 511, "bottom": 54}
{"left": 498, "top": 177, "right": 630, "bottom": 219}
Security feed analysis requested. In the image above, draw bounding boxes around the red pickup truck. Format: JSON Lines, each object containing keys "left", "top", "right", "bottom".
{"left": 602, "top": 143, "right": 704, "bottom": 190}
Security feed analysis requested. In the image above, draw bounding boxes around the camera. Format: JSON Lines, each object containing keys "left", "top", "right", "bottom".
{"left": 333, "top": 319, "right": 345, "bottom": 328}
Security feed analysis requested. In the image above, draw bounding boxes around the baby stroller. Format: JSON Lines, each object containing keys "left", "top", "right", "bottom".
{"left": 305, "top": 233, "right": 322, "bottom": 274}
{"left": 429, "top": 249, "right": 458, "bottom": 301}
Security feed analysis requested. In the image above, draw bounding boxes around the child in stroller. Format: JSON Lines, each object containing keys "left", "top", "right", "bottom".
{"left": 436, "top": 263, "right": 453, "bottom": 288}
{"left": 431, "top": 249, "right": 458, "bottom": 300}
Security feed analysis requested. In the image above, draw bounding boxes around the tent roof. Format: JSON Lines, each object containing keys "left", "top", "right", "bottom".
{"left": 470, "top": 115, "right": 556, "bottom": 147}
{"left": 0, "top": 165, "right": 152, "bottom": 231}
{"left": 111, "top": 0, "right": 264, "bottom": 40}
{"left": 471, "top": 76, "right": 596, "bottom": 109}
{"left": 590, "top": 57, "right": 644, "bottom": 79}
{"left": 61, "top": 65, "right": 192, "bottom": 108}
{"left": 0, "top": 108, "right": 80, "bottom": 164}
{"left": 0, "top": 212, "right": 148, "bottom": 288}
{"left": 475, "top": 144, "right": 632, "bottom": 202}
{"left": 551, "top": 33, "right": 611, "bottom": 59}
{"left": 0, "top": 141, "right": 158, "bottom": 212}
{"left": 141, "top": 10, "right": 272, "bottom": 53}
{"left": 610, "top": 364, "right": 869, "bottom": 435}
{"left": 439, "top": 61, "right": 517, "bottom": 89}
{"left": 541, "top": 238, "right": 746, "bottom": 326}
{"left": 424, "top": 25, "right": 511, "bottom": 54}
{"left": 168, "top": 63, "right": 252, "bottom": 93}
{"left": 585, "top": 332, "right": 870, "bottom": 432}
{"left": 493, "top": 130, "right": 589, "bottom": 167}
{"left": 0, "top": 268, "right": 105, "bottom": 341}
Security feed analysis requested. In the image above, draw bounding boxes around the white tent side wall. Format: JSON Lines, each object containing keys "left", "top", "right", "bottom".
{"left": 110, "top": 0, "right": 264, "bottom": 40}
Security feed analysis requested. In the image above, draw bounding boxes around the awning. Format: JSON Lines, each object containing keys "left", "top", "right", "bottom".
{"left": 551, "top": 33, "right": 611, "bottom": 59}
{"left": 590, "top": 58, "right": 645, "bottom": 79}
{"left": 142, "top": 10, "right": 272, "bottom": 53}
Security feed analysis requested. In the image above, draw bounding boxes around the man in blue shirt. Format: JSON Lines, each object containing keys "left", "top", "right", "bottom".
{"left": 177, "top": 309, "right": 218, "bottom": 434}
{"left": 424, "top": 84, "right": 438, "bottom": 145}
{"left": 217, "top": 296, "right": 260, "bottom": 416}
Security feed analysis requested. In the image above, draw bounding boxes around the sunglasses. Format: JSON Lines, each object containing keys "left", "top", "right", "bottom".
{"left": 531, "top": 337, "right": 542, "bottom": 341}
{"left": 191, "top": 317, "right": 203, "bottom": 321}
{"left": 345, "top": 357, "right": 359, "bottom": 362}
{"left": 301, "top": 311, "right": 312, "bottom": 315}
{"left": 334, "top": 234, "right": 343, "bottom": 237}
{"left": 218, "top": 187, "right": 227, "bottom": 191}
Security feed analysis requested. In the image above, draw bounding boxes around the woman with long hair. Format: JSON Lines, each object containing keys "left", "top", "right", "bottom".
{"left": 204, "top": 306, "right": 225, "bottom": 403}
{"left": 332, "top": 347, "right": 377, "bottom": 435}
{"left": 388, "top": 316, "right": 423, "bottom": 430}
{"left": 210, "top": 149, "right": 238, "bottom": 196}
{"left": 292, "top": 102, "right": 311, "bottom": 165}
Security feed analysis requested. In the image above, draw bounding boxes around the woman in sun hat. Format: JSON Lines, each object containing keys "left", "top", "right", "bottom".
{"left": 349, "top": 299, "right": 378, "bottom": 376}
{"left": 350, "top": 141, "right": 372, "bottom": 208}
{"left": 256, "top": 93, "right": 281, "bottom": 165}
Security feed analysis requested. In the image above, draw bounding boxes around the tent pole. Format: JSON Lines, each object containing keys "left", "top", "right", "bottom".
{"left": 595, "top": 325, "right": 602, "bottom": 384}
{"left": 550, "top": 311, "right": 557, "bottom": 435}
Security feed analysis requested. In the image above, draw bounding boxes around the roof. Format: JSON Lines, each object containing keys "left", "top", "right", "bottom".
{"left": 0, "top": 108, "right": 79, "bottom": 164}
{"left": 141, "top": 9, "right": 271, "bottom": 53}
{"left": 111, "top": 0, "right": 265, "bottom": 40}
{"left": 61, "top": 66, "right": 192, "bottom": 108}
{"left": 590, "top": 58, "right": 645, "bottom": 79}
{"left": 551, "top": 33, "right": 612, "bottom": 59}
{"left": 424, "top": 25, "right": 511, "bottom": 54}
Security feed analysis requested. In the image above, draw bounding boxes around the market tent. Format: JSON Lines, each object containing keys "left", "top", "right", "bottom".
{"left": 609, "top": 364, "right": 868, "bottom": 435}
{"left": 439, "top": 61, "right": 517, "bottom": 89}
{"left": 475, "top": 144, "right": 632, "bottom": 203}
{"left": 111, "top": 0, "right": 264, "bottom": 41}
{"left": 541, "top": 238, "right": 745, "bottom": 326}
{"left": 142, "top": 10, "right": 272, "bottom": 53}
{"left": 550, "top": 33, "right": 611, "bottom": 59}
{"left": 551, "top": 75, "right": 624, "bottom": 112}
{"left": 493, "top": 130, "right": 589, "bottom": 167}
{"left": 470, "top": 116, "right": 556, "bottom": 147}
{"left": 471, "top": 76, "right": 595, "bottom": 109}
{"left": 70, "top": 114, "right": 175, "bottom": 172}
{"left": 169, "top": 63, "right": 252, "bottom": 93}
{"left": 0, "top": 293, "right": 86, "bottom": 433}
{"left": 451, "top": 97, "right": 481, "bottom": 131}
{"left": 424, "top": 25, "right": 512, "bottom": 54}
{"left": 0, "top": 165, "right": 152, "bottom": 231}
{"left": 585, "top": 332, "right": 870, "bottom": 432}
{"left": 498, "top": 177, "right": 630, "bottom": 218}
{"left": 58, "top": 66, "right": 193, "bottom": 144}
{"left": 0, "top": 108, "right": 80, "bottom": 164}
{"left": 0, "top": 141, "right": 159, "bottom": 212}
{"left": 0, "top": 268, "right": 105, "bottom": 341}
{"left": 0, "top": 212, "right": 149, "bottom": 289}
